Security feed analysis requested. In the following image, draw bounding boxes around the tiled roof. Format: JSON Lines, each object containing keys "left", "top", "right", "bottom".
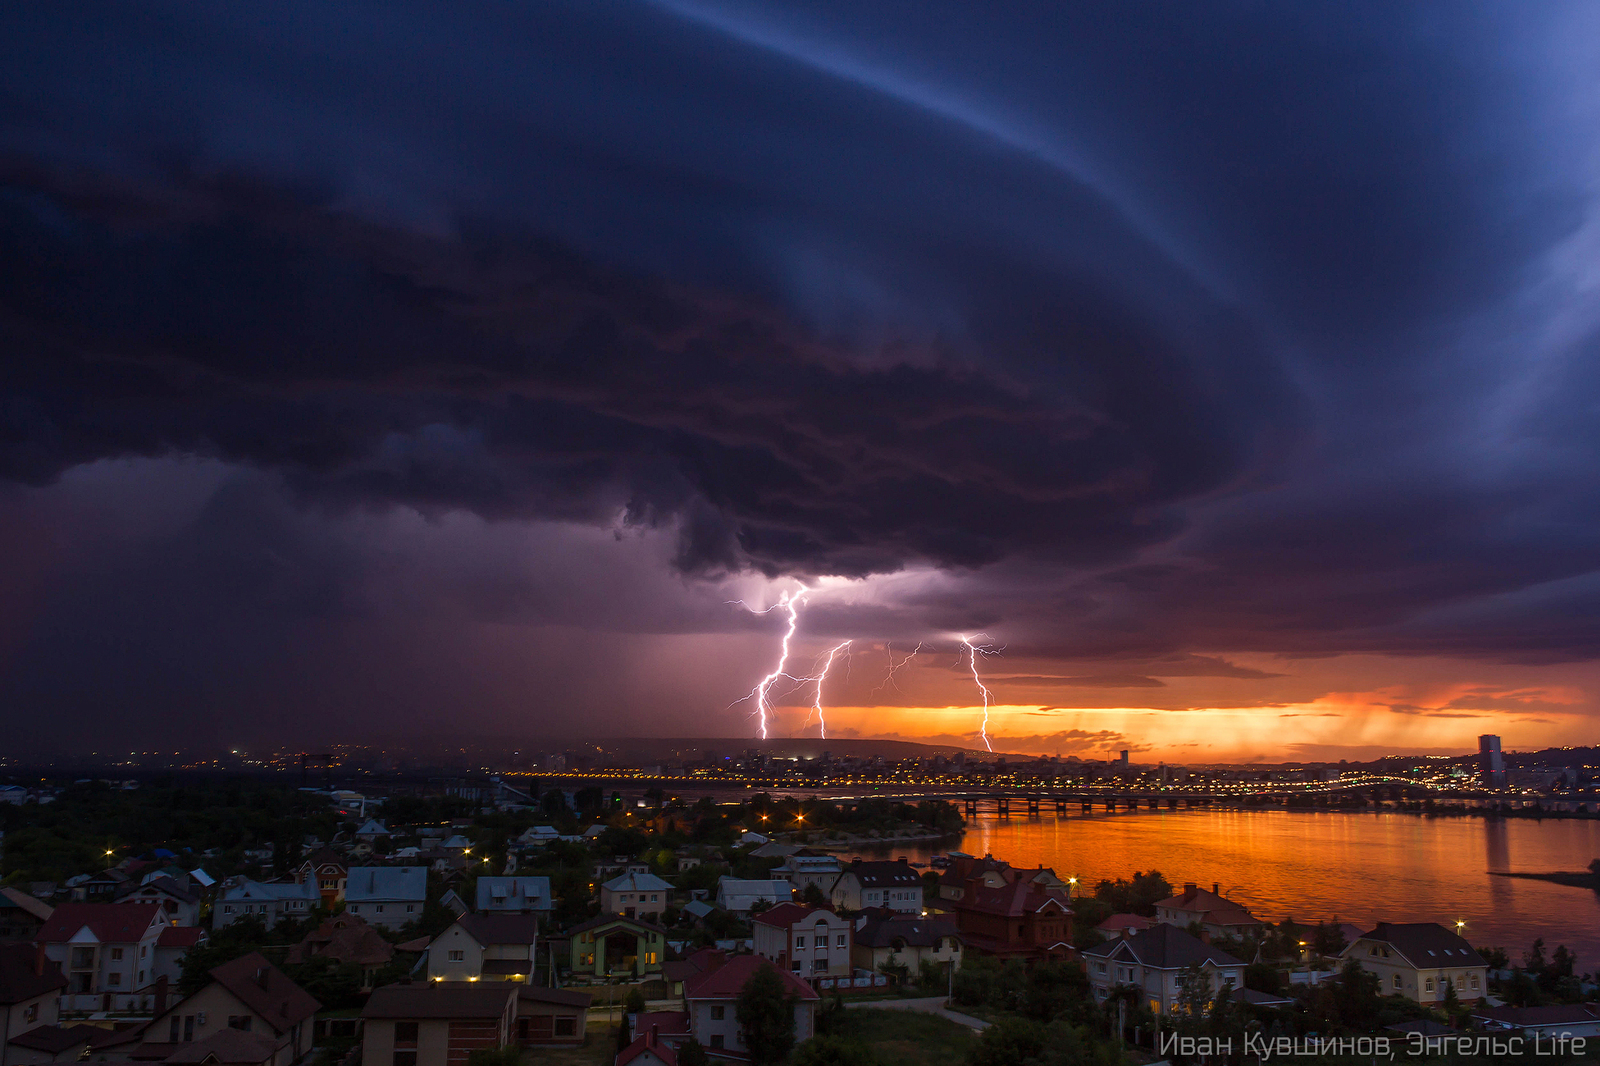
{"left": 602, "top": 872, "right": 674, "bottom": 893}
{"left": 362, "top": 983, "right": 516, "bottom": 1020}
{"left": 456, "top": 913, "right": 540, "bottom": 946}
{"left": 1083, "top": 923, "right": 1245, "bottom": 970}
{"left": 1473, "top": 1005, "right": 1600, "bottom": 1027}
{"left": 475, "top": 876, "right": 552, "bottom": 911}
{"left": 1154, "top": 886, "right": 1261, "bottom": 927}
{"left": 853, "top": 914, "right": 960, "bottom": 949}
{"left": 36, "top": 902, "right": 163, "bottom": 944}
{"left": 0, "top": 943, "right": 67, "bottom": 1004}
{"left": 208, "top": 953, "right": 320, "bottom": 1033}
{"left": 219, "top": 881, "right": 319, "bottom": 904}
{"left": 1096, "top": 914, "right": 1151, "bottom": 933}
{"left": 0, "top": 886, "right": 53, "bottom": 922}
{"left": 843, "top": 861, "right": 922, "bottom": 888}
{"left": 962, "top": 881, "right": 1070, "bottom": 918}
{"left": 163, "top": 1029, "right": 279, "bottom": 1065}
{"left": 157, "top": 926, "right": 207, "bottom": 949}
{"left": 750, "top": 902, "right": 830, "bottom": 929}
{"left": 617, "top": 1028, "right": 678, "bottom": 1066}
{"left": 344, "top": 867, "right": 427, "bottom": 903}
{"left": 683, "top": 954, "right": 819, "bottom": 1002}
{"left": 1348, "top": 923, "right": 1486, "bottom": 969}
{"left": 519, "top": 986, "right": 592, "bottom": 1009}
{"left": 118, "top": 876, "right": 199, "bottom": 905}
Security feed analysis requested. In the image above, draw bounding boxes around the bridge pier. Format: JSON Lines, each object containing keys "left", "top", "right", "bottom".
{"left": 997, "top": 797, "right": 1010, "bottom": 818}
{"left": 1027, "top": 796, "right": 1041, "bottom": 816}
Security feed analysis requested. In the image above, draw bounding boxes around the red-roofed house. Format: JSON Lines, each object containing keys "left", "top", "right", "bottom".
{"left": 35, "top": 903, "right": 168, "bottom": 1001}
{"left": 751, "top": 904, "right": 852, "bottom": 980}
{"left": 616, "top": 1023, "right": 677, "bottom": 1066}
{"left": 141, "top": 953, "right": 318, "bottom": 1066}
{"left": 1097, "top": 914, "right": 1152, "bottom": 939}
{"left": 1153, "top": 884, "right": 1264, "bottom": 939}
{"left": 946, "top": 882, "right": 1073, "bottom": 963}
{"left": 683, "top": 955, "right": 819, "bottom": 1056}
{"left": 152, "top": 926, "right": 207, "bottom": 988}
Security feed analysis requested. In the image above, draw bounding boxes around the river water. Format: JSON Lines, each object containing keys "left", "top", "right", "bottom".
{"left": 848, "top": 809, "right": 1600, "bottom": 966}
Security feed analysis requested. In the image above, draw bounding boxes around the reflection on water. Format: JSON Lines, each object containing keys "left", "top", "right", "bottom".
{"left": 850, "top": 809, "right": 1600, "bottom": 962}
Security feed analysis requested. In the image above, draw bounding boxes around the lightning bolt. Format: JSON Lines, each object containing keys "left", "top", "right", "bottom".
{"left": 807, "top": 640, "right": 852, "bottom": 740}
{"left": 731, "top": 585, "right": 811, "bottom": 739}
{"left": 871, "top": 641, "right": 924, "bottom": 695}
{"left": 960, "top": 635, "right": 997, "bottom": 752}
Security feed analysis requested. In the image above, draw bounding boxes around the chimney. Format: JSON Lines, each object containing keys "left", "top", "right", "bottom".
{"left": 34, "top": 944, "right": 46, "bottom": 976}
{"left": 1212, "top": 882, "right": 1220, "bottom": 896}
{"left": 256, "top": 966, "right": 271, "bottom": 990}
{"left": 1183, "top": 883, "right": 1197, "bottom": 895}
{"left": 153, "top": 975, "right": 169, "bottom": 1017}
{"left": 648, "top": 1025, "right": 660, "bottom": 1047}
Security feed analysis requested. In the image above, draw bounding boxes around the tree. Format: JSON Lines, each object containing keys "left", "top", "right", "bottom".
{"left": 1477, "top": 946, "right": 1509, "bottom": 971}
{"left": 625, "top": 987, "right": 647, "bottom": 1015}
{"left": 737, "top": 964, "right": 798, "bottom": 1066}
{"left": 464, "top": 1048, "right": 520, "bottom": 1066}
{"left": 677, "top": 1038, "right": 711, "bottom": 1066}
{"left": 802, "top": 882, "right": 828, "bottom": 907}
{"left": 792, "top": 1036, "right": 879, "bottom": 1066}
{"left": 967, "top": 1017, "right": 1048, "bottom": 1066}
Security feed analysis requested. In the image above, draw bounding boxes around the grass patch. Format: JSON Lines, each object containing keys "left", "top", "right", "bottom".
{"left": 826, "top": 1009, "right": 975, "bottom": 1066}
{"left": 519, "top": 1020, "right": 620, "bottom": 1066}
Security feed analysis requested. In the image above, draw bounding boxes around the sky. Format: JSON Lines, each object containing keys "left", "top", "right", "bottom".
{"left": 3, "top": 2, "right": 1600, "bottom": 761}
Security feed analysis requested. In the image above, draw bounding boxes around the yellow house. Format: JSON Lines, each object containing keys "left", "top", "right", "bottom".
{"left": 1341, "top": 923, "right": 1487, "bottom": 1005}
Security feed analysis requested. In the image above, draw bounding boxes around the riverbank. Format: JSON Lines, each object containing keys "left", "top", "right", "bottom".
{"left": 785, "top": 829, "right": 963, "bottom": 851}
{"left": 1488, "top": 870, "right": 1600, "bottom": 890}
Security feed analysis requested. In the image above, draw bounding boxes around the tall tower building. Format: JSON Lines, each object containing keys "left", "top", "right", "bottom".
{"left": 1478, "top": 734, "right": 1505, "bottom": 789}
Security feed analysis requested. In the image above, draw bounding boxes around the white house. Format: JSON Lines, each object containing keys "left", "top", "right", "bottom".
{"left": 714, "top": 878, "right": 792, "bottom": 916}
{"left": 1083, "top": 923, "right": 1245, "bottom": 1016}
{"left": 830, "top": 860, "right": 923, "bottom": 914}
{"left": 474, "top": 877, "right": 552, "bottom": 916}
{"left": 115, "top": 876, "right": 202, "bottom": 927}
{"left": 36, "top": 903, "right": 168, "bottom": 998}
{"left": 772, "top": 854, "right": 843, "bottom": 897}
{"left": 751, "top": 903, "right": 853, "bottom": 978}
{"left": 683, "top": 955, "right": 818, "bottom": 1054}
{"left": 1341, "top": 923, "right": 1488, "bottom": 1005}
{"left": 344, "top": 867, "right": 428, "bottom": 931}
{"left": 601, "top": 872, "right": 673, "bottom": 921}
{"left": 213, "top": 881, "right": 319, "bottom": 929}
{"left": 425, "top": 914, "right": 540, "bottom": 982}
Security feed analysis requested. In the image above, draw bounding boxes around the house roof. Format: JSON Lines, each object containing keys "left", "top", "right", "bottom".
{"left": 207, "top": 953, "right": 320, "bottom": 1033}
{"left": 519, "top": 985, "right": 593, "bottom": 1009}
{"left": 36, "top": 902, "right": 163, "bottom": 944}
{"left": 118, "top": 876, "right": 200, "bottom": 905}
{"left": 616, "top": 1028, "right": 678, "bottom": 1066}
{"left": 298, "top": 849, "right": 347, "bottom": 872}
{"left": 0, "top": 887, "right": 52, "bottom": 923}
{"left": 355, "top": 820, "right": 391, "bottom": 836}
{"left": 475, "top": 876, "right": 552, "bottom": 911}
{"left": 284, "top": 915, "right": 392, "bottom": 967}
{"left": 633, "top": 1011, "right": 691, "bottom": 1036}
{"left": 455, "top": 913, "right": 541, "bottom": 946}
{"left": 1472, "top": 1005, "right": 1600, "bottom": 1028}
{"left": 843, "top": 861, "right": 922, "bottom": 888}
{"left": 345, "top": 867, "right": 427, "bottom": 903}
{"left": 962, "top": 881, "right": 1070, "bottom": 919}
{"left": 157, "top": 927, "right": 207, "bottom": 949}
{"left": 853, "top": 913, "right": 961, "bottom": 949}
{"left": 1083, "top": 923, "right": 1245, "bottom": 970}
{"left": 566, "top": 915, "right": 670, "bottom": 938}
{"left": 1097, "top": 914, "right": 1152, "bottom": 933}
{"left": 602, "top": 872, "right": 674, "bottom": 893}
{"left": 6, "top": 1024, "right": 96, "bottom": 1054}
{"left": 1153, "top": 885, "right": 1261, "bottom": 928}
{"left": 1346, "top": 923, "right": 1486, "bottom": 969}
{"left": 751, "top": 903, "right": 833, "bottom": 929}
{"left": 163, "top": 1029, "right": 280, "bottom": 1065}
{"left": 715, "top": 879, "right": 791, "bottom": 904}
{"left": 683, "top": 954, "right": 820, "bottom": 1002}
{"left": 0, "top": 942, "right": 67, "bottom": 1004}
{"left": 219, "top": 881, "right": 319, "bottom": 903}
{"left": 1235, "top": 987, "right": 1294, "bottom": 1008}
{"left": 362, "top": 983, "right": 516, "bottom": 1020}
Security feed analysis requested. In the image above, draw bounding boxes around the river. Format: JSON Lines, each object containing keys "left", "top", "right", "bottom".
{"left": 845, "top": 808, "right": 1600, "bottom": 965}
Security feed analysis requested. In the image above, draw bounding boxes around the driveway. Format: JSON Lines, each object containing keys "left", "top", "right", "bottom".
{"left": 844, "top": 996, "right": 992, "bottom": 1031}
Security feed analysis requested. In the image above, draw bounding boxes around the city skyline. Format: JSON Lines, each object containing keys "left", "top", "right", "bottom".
{"left": 5, "top": 4, "right": 1600, "bottom": 759}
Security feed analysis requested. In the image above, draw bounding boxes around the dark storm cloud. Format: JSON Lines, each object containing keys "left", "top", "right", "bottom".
{"left": 1, "top": 0, "right": 1599, "bottom": 748}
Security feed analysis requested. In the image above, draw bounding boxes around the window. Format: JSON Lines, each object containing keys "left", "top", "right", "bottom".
{"left": 1095, "top": 962, "right": 1107, "bottom": 974}
{"left": 141, "top": 946, "right": 148, "bottom": 957}
{"left": 228, "top": 1017, "right": 252, "bottom": 1032}
{"left": 407, "top": 904, "right": 415, "bottom": 912}
{"left": 710, "top": 1035, "right": 725, "bottom": 1049}
{"left": 1424, "top": 979, "right": 1434, "bottom": 992}
{"left": 1470, "top": 975, "right": 1480, "bottom": 990}
{"left": 170, "top": 1017, "right": 181, "bottom": 1043}
{"left": 448, "top": 950, "right": 465, "bottom": 962}
{"left": 108, "top": 972, "right": 122, "bottom": 986}
{"left": 139, "top": 970, "right": 146, "bottom": 983}
{"left": 645, "top": 952, "right": 658, "bottom": 964}
{"left": 650, "top": 894, "right": 658, "bottom": 902}
{"left": 184, "top": 1016, "right": 195, "bottom": 1042}
{"left": 393, "top": 1053, "right": 417, "bottom": 1066}
{"left": 795, "top": 937, "right": 806, "bottom": 948}
{"left": 395, "top": 1023, "right": 418, "bottom": 1046}
{"left": 71, "top": 947, "right": 95, "bottom": 969}
{"left": 1392, "top": 974, "right": 1402, "bottom": 989}
{"left": 24, "top": 1004, "right": 38, "bottom": 1024}
{"left": 710, "top": 1006, "right": 725, "bottom": 1021}
{"left": 225, "top": 906, "right": 234, "bottom": 914}
{"left": 813, "top": 959, "right": 827, "bottom": 972}
{"left": 376, "top": 905, "right": 385, "bottom": 913}
{"left": 837, "top": 935, "right": 847, "bottom": 947}
{"left": 111, "top": 948, "right": 124, "bottom": 961}
{"left": 554, "top": 1017, "right": 576, "bottom": 1038}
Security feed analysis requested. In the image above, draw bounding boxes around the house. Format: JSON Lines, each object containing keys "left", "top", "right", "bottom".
{"left": 737, "top": 832, "right": 770, "bottom": 846}
{"left": 941, "top": 880, "right": 1072, "bottom": 963}
{"left": 140, "top": 953, "right": 318, "bottom": 1066}
{"left": 830, "top": 860, "right": 922, "bottom": 915}
{"left": 1152, "top": 884, "right": 1265, "bottom": 939}
{"left": 67, "top": 872, "right": 128, "bottom": 905}
{"left": 115, "top": 877, "right": 202, "bottom": 928}
{"left": 294, "top": 850, "right": 348, "bottom": 908}
{"left": 6, "top": 1023, "right": 135, "bottom": 1065}
{"left": 361, "top": 983, "right": 516, "bottom": 1066}
{"left": 514, "top": 827, "right": 560, "bottom": 848}
{"left": 283, "top": 914, "right": 393, "bottom": 984}
{"left": 851, "top": 909, "right": 962, "bottom": 977}
{"left": 680, "top": 902, "right": 717, "bottom": 927}
{"left": 0, "top": 889, "right": 51, "bottom": 944}
{"left": 159, "top": 1028, "right": 280, "bottom": 1066}
{"left": 474, "top": 877, "right": 552, "bottom": 917}
{"left": 1083, "top": 924, "right": 1245, "bottom": 1016}
{"left": 935, "top": 856, "right": 1066, "bottom": 906}
{"left": 747, "top": 842, "right": 799, "bottom": 860}
{"left": 661, "top": 948, "right": 725, "bottom": 998}
{"left": 714, "top": 879, "right": 791, "bottom": 916}
{"left": 152, "top": 926, "right": 207, "bottom": 987}
{"left": 1097, "top": 914, "right": 1152, "bottom": 939}
{"left": 213, "top": 881, "right": 319, "bottom": 929}
{"left": 35, "top": 903, "right": 168, "bottom": 998}
{"left": 682, "top": 954, "right": 818, "bottom": 1055}
{"left": 601, "top": 873, "right": 673, "bottom": 922}
{"left": 354, "top": 820, "right": 391, "bottom": 843}
{"left": 1340, "top": 923, "right": 1487, "bottom": 1005}
{"left": 566, "top": 916, "right": 668, "bottom": 979}
{"left": 440, "top": 836, "right": 473, "bottom": 854}
{"left": 344, "top": 868, "right": 428, "bottom": 931}
{"left": 0, "top": 943, "right": 67, "bottom": 1066}
{"left": 752, "top": 903, "right": 853, "bottom": 980}
{"left": 771, "top": 855, "right": 844, "bottom": 896}
{"left": 515, "top": 986, "right": 591, "bottom": 1047}
{"left": 1471, "top": 1005, "right": 1600, "bottom": 1039}
{"left": 426, "top": 915, "right": 539, "bottom": 982}
{"left": 616, "top": 1024, "right": 677, "bottom": 1066}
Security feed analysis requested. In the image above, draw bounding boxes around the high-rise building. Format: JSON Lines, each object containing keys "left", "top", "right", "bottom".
{"left": 1478, "top": 735, "right": 1505, "bottom": 789}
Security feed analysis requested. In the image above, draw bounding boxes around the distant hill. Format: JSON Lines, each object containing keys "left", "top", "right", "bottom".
{"left": 588, "top": 736, "right": 1036, "bottom": 763}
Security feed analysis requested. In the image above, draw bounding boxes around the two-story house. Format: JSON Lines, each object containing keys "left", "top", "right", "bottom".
{"left": 852, "top": 909, "right": 963, "bottom": 977}
{"left": 714, "top": 879, "right": 792, "bottom": 916}
{"left": 474, "top": 877, "right": 552, "bottom": 917}
{"left": 830, "top": 860, "right": 923, "bottom": 914}
{"left": 0, "top": 943, "right": 67, "bottom": 1066}
{"left": 682, "top": 955, "right": 818, "bottom": 1056}
{"left": 425, "top": 915, "right": 539, "bottom": 982}
{"left": 1083, "top": 924, "right": 1245, "bottom": 1016}
{"left": 213, "top": 881, "right": 319, "bottom": 929}
{"left": 600, "top": 873, "right": 673, "bottom": 922}
{"left": 566, "top": 916, "right": 668, "bottom": 979}
{"left": 771, "top": 854, "right": 843, "bottom": 897}
{"left": 36, "top": 903, "right": 168, "bottom": 999}
{"left": 294, "top": 850, "right": 348, "bottom": 908}
{"left": 362, "top": 983, "right": 516, "bottom": 1066}
{"left": 115, "top": 877, "right": 201, "bottom": 928}
{"left": 344, "top": 868, "right": 428, "bottom": 931}
{"left": 751, "top": 904, "right": 852, "bottom": 979}
{"left": 1341, "top": 923, "right": 1487, "bottom": 1005}
{"left": 141, "top": 953, "right": 319, "bottom": 1066}
{"left": 942, "top": 880, "right": 1072, "bottom": 963}
{"left": 1152, "top": 884, "right": 1265, "bottom": 940}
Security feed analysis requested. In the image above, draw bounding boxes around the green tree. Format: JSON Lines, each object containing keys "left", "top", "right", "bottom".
{"left": 792, "top": 1036, "right": 879, "bottom": 1066}
{"left": 625, "top": 987, "right": 647, "bottom": 1015}
{"left": 677, "top": 1038, "right": 711, "bottom": 1066}
{"left": 801, "top": 882, "right": 828, "bottom": 907}
{"left": 464, "top": 1047, "right": 520, "bottom": 1066}
{"left": 736, "top": 964, "right": 798, "bottom": 1066}
{"left": 967, "top": 1017, "right": 1047, "bottom": 1066}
